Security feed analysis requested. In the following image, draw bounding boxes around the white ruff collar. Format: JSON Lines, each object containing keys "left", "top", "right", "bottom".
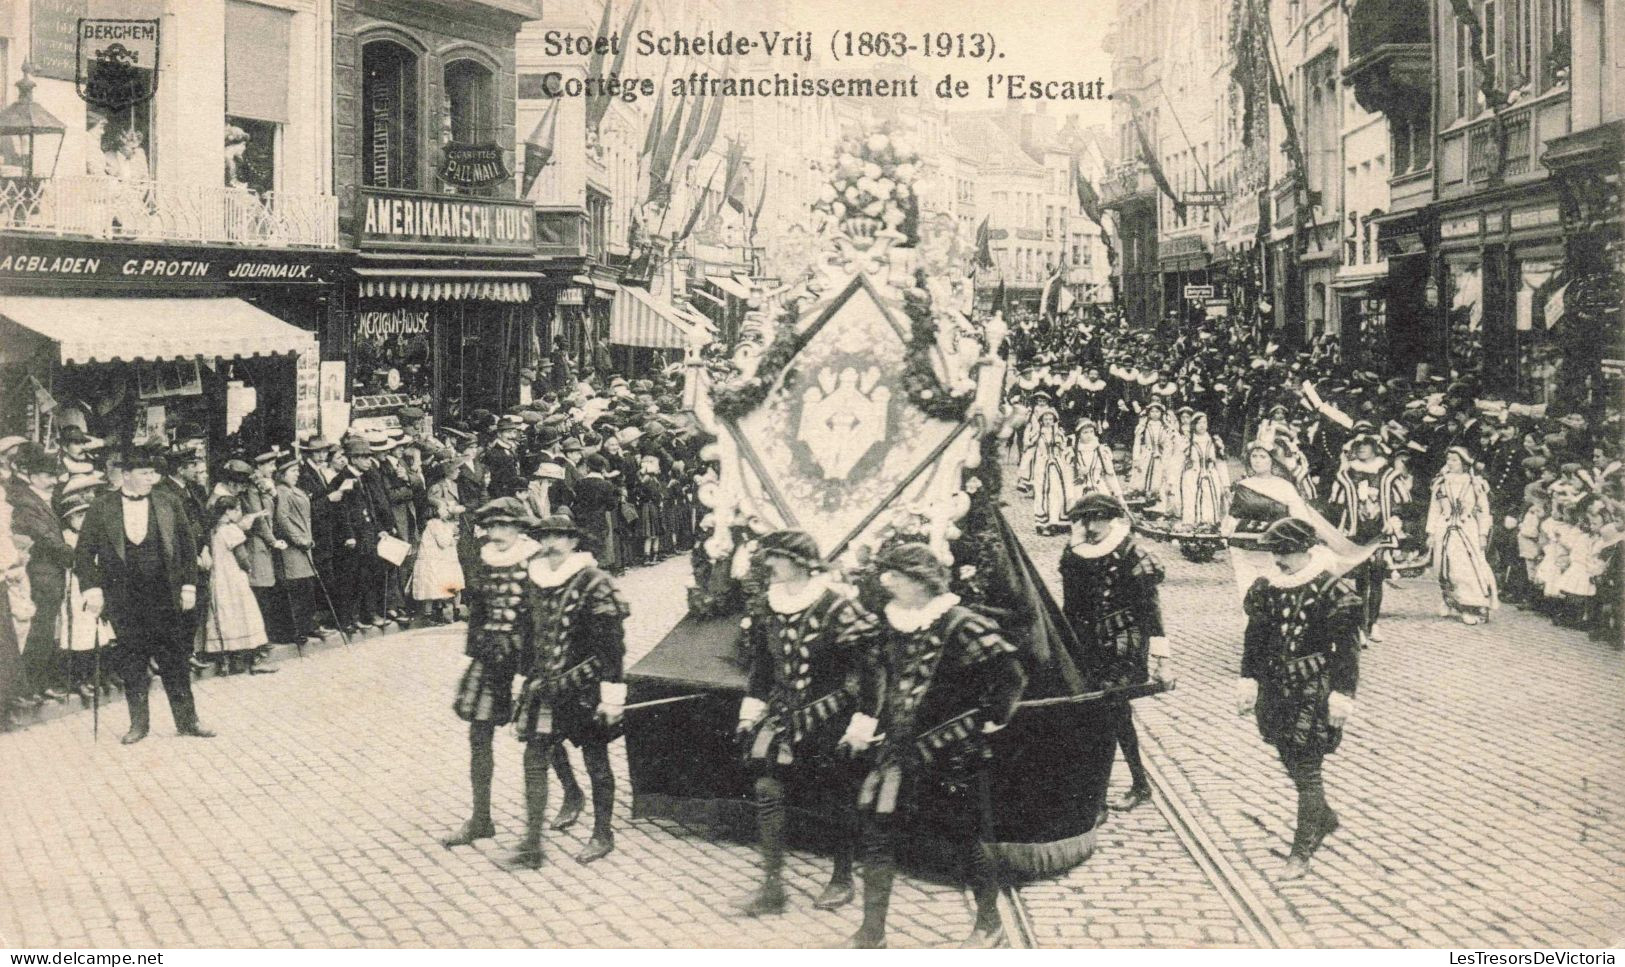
{"left": 1069, "top": 518, "right": 1131, "bottom": 559}
{"left": 885, "top": 593, "right": 960, "bottom": 633}
{"left": 480, "top": 536, "right": 540, "bottom": 568}
{"left": 1345, "top": 457, "right": 1386, "bottom": 474}
{"left": 528, "top": 550, "right": 596, "bottom": 588}
{"left": 767, "top": 574, "right": 831, "bottom": 615}
{"left": 1265, "top": 545, "right": 1337, "bottom": 588}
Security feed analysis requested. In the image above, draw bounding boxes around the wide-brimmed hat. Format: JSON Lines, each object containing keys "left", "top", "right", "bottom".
{"left": 1257, "top": 517, "right": 1320, "bottom": 554}
{"left": 124, "top": 442, "right": 169, "bottom": 471}
{"left": 533, "top": 462, "right": 567, "bottom": 481}
{"left": 0, "top": 435, "right": 28, "bottom": 455}
{"left": 476, "top": 496, "right": 539, "bottom": 529}
{"left": 873, "top": 541, "right": 950, "bottom": 595}
{"left": 756, "top": 529, "right": 823, "bottom": 571}
{"left": 59, "top": 426, "right": 104, "bottom": 448}
{"left": 342, "top": 438, "right": 373, "bottom": 458}
{"left": 1066, "top": 492, "right": 1124, "bottom": 522}
{"left": 532, "top": 509, "right": 585, "bottom": 539}
{"left": 12, "top": 443, "right": 61, "bottom": 477}
{"left": 616, "top": 426, "right": 643, "bottom": 446}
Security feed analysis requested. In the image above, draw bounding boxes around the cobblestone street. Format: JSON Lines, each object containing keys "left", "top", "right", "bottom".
{"left": 1, "top": 479, "right": 1622, "bottom": 948}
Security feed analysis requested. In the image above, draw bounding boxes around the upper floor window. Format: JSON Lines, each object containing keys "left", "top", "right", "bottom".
{"left": 443, "top": 59, "right": 495, "bottom": 145}
{"left": 362, "top": 40, "right": 420, "bottom": 189}
{"left": 225, "top": 1, "right": 291, "bottom": 195}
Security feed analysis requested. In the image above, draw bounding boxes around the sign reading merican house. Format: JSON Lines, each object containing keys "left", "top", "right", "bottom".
{"left": 358, "top": 188, "right": 534, "bottom": 254}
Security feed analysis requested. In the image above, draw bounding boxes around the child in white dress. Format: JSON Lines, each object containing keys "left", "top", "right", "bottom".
{"left": 410, "top": 498, "right": 466, "bottom": 623}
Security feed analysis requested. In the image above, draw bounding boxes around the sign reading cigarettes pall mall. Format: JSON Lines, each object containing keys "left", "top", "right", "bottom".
{"left": 357, "top": 188, "right": 535, "bottom": 254}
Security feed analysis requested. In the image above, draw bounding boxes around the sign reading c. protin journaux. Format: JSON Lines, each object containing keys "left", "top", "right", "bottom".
{"left": 76, "top": 18, "right": 159, "bottom": 109}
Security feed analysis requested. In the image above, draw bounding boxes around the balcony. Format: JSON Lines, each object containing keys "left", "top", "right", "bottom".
{"left": 1440, "top": 91, "right": 1570, "bottom": 191}
{"left": 0, "top": 176, "right": 339, "bottom": 249}
{"left": 1100, "top": 161, "right": 1156, "bottom": 208}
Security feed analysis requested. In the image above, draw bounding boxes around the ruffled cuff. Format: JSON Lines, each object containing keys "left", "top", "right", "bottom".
{"left": 1327, "top": 691, "right": 1355, "bottom": 722}
{"left": 1234, "top": 677, "right": 1258, "bottom": 707}
{"left": 1148, "top": 636, "right": 1171, "bottom": 659}
{"left": 599, "top": 682, "right": 626, "bottom": 706}
{"left": 841, "top": 712, "right": 878, "bottom": 747}
{"left": 738, "top": 696, "right": 768, "bottom": 725}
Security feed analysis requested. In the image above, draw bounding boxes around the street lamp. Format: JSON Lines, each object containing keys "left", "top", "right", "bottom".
{"left": 0, "top": 63, "right": 67, "bottom": 185}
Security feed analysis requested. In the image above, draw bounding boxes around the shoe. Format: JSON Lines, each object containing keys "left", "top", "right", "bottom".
{"left": 1276, "top": 855, "right": 1311, "bottom": 881}
{"left": 41, "top": 687, "right": 69, "bottom": 703}
{"left": 551, "top": 793, "right": 585, "bottom": 830}
{"left": 120, "top": 725, "right": 148, "bottom": 745}
{"left": 76, "top": 683, "right": 97, "bottom": 703}
{"left": 960, "top": 925, "right": 1009, "bottom": 948}
{"left": 188, "top": 656, "right": 210, "bottom": 673}
{"left": 442, "top": 818, "right": 496, "bottom": 847}
{"left": 812, "top": 879, "right": 855, "bottom": 911}
{"left": 1367, "top": 622, "right": 1383, "bottom": 642}
{"left": 507, "top": 843, "right": 545, "bottom": 869}
{"left": 738, "top": 883, "right": 786, "bottom": 917}
{"left": 177, "top": 724, "right": 217, "bottom": 738}
{"left": 248, "top": 663, "right": 278, "bottom": 675}
{"left": 847, "top": 929, "right": 886, "bottom": 949}
{"left": 1461, "top": 613, "right": 1482, "bottom": 625}
{"left": 1110, "top": 785, "right": 1151, "bottom": 812}
{"left": 575, "top": 833, "right": 614, "bottom": 865}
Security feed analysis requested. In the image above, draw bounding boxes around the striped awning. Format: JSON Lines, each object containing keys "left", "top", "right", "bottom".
{"left": 706, "top": 275, "right": 754, "bottom": 300}
{"left": 353, "top": 268, "right": 540, "bottom": 303}
{"left": 0, "top": 296, "right": 316, "bottom": 365}
{"left": 611, "top": 286, "right": 710, "bottom": 350}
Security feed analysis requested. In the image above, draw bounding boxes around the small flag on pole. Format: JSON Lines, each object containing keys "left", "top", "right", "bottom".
{"left": 521, "top": 98, "right": 560, "bottom": 198}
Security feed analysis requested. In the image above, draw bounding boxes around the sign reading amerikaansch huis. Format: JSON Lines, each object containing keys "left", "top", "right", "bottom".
{"left": 358, "top": 188, "right": 534, "bottom": 254}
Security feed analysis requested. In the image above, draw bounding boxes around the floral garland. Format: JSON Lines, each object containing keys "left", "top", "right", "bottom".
{"left": 902, "top": 268, "right": 975, "bottom": 423}
{"left": 709, "top": 304, "right": 803, "bottom": 422}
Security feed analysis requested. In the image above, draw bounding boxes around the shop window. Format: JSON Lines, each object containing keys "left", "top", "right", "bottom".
{"left": 225, "top": 0, "right": 290, "bottom": 195}
{"left": 362, "top": 40, "right": 421, "bottom": 189}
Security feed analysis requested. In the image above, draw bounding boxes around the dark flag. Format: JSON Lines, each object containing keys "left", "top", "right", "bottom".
{"left": 521, "top": 97, "right": 560, "bottom": 198}
{"left": 1132, "top": 116, "right": 1185, "bottom": 220}
{"left": 974, "top": 215, "right": 995, "bottom": 269}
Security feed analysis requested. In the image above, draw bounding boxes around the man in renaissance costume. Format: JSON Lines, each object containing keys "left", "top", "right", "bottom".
{"left": 848, "top": 543, "right": 1027, "bottom": 949}
{"left": 735, "top": 530, "right": 882, "bottom": 916}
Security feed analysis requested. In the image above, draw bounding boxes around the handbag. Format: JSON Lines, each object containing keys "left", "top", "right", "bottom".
{"left": 375, "top": 533, "right": 410, "bottom": 566}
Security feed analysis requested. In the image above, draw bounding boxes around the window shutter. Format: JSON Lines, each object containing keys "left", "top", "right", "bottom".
{"left": 225, "top": 0, "right": 290, "bottom": 123}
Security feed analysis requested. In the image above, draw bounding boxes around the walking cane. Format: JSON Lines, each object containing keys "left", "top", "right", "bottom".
{"left": 91, "top": 621, "right": 101, "bottom": 742}
{"left": 305, "top": 549, "right": 351, "bottom": 650}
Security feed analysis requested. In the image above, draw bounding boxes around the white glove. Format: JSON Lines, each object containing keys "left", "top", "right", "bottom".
{"left": 839, "top": 712, "right": 879, "bottom": 754}
{"left": 596, "top": 681, "right": 626, "bottom": 728}
{"left": 737, "top": 696, "right": 767, "bottom": 735}
{"left": 981, "top": 719, "right": 1008, "bottom": 734}
{"left": 180, "top": 585, "right": 197, "bottom": 612}
{"left": 1234, "top": 677, "right": 1257, "bottom": 716}
{"left": 1327, "top": 691, "right": 1355, "bottom": 728}
{"left": 83, "top": 587, "right": 104, "bottom": 617}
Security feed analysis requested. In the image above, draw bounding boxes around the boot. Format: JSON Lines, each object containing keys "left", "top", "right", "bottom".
{"left": 172, "top": 694, "right": 216, "bottom": 738}
{"left": 575, "top": 749, "right": 616, "bottom": 864}
{"left": 741, "top": 781, "right": 786, "bottom": 915}
{"left": 1306, "top": 808, "right": 1339, "bottom": 856}
{"left": 1110, "top": 784, "right": 1152, "bottom": 812}
{"left": 575, "top": 829, "right": 614, "bottom": 865}
{"left": 121, "top": 686, "right": 150, "bottom": 745}
{"left": 812, "top": 851, "right": 855, "bottom": 911}
{"left": 442, "top": 817, "right": 496, "bottom": 847}
{"left": 847, "top": 870, "right": 891, "bottom": 948}
{"left": 510, "top": 745, "right": 549, "bottom": 869}
{"left": 551, "top": 745, "right": 585, "bottom": 830}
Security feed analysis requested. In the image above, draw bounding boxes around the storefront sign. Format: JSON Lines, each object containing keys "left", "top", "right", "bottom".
{"left": 76, "top": 19, "right": 159, "bottom": 109}
{"left": 1510, "top": 205, "right": 1560, "bottom": 232}
{"left": 0, "top": 239, "right": 337, "bottom": 285}
{"left": 439, "top": 143, "right": 511, "bottom": 189}
{"left": 358, "top": 188, "right": 535, "bottom": 254}
{"left": 1183, "top": 284, "right": 1215, "bottom": 300}
{"left": 30, "top": 0, "right": 86, "bottom": 81}
{"left": 1441, "top": 214, "right": 1480, "bottom": 239}
{"left": 355, "top": 307, "right": 430, "bottom": 340}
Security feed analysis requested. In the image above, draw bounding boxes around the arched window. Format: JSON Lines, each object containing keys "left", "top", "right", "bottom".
{"left": 362, "top": 39, "right": 420, "bottom": 189}
{"left": 443, "top": 58, "right": 495, "bottom": 145}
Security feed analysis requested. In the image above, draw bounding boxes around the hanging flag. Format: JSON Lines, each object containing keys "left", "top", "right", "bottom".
{"left": 1071, "top": 154, "right": 1105, "bottom": 227}
{"left": 640, "top": 87, "right": 666, "bottom": 158}
{"left": 521, "top": 97, "right": 561, "bottom": 198}
{"left": 991, "top": 279, "right": 1007, "bottom": 316}
{"left": 582, "top": 1, "right": 615, "bottom": 103}
{"left": 1057, "top": 283, "right": 1076, "bottom": 315}
{"left": 723, "top": 141, "right": 749, "bottom": 212}
{"left": 974, "top": 215, "right": 995, "bottom": 269}
{"left": 748, "top": 168, "right": 770, "bottom": 241}
{"left": 648, "top": 96, "right": 687, "bottom": 202}
{"left": 673, "top": 87, "right": 708, "bottom": 171}
{"left": 587, "top": 0, "right": 642, "bottom": 135}
{"left": 1040, "top": 265, "right": 1066, "bottom": 317}
{"left": 677, "top": 163, "right": 722, "bottom": 242}
{"left": 30, "top": 375, "right": 57, "bottom": 414}
{"left": 1132, "top": 116, "right": 1185, "bottom": 220}
{"left": 687, "top": 64, "right": 730, "bottom": 162}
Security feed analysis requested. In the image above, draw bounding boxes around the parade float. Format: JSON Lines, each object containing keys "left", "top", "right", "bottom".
{"left": 625, "top": 127, "right": 1171, "bottom": 878}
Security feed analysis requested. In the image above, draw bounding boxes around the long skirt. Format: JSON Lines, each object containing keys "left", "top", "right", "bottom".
{"left": 1034, "top": 452, "right": 1071, "bottom": 529}
{"left": 1179, "top": 468, "right": 1224, "bottom": 528}
{"left": 1437, "top": 526, "right": 1498, "bottom": 613}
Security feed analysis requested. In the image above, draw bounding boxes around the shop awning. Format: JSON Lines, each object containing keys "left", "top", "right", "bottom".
{"left": 353, "top": 268, "right": 538, "bottom": 303}
{"left": 0, "top": 296, "right": 316, "bottom": 365}
{"left": 611, "top": 286, "right": 710, "bottom": 350}
{"left": 706, "top": 275, "right": 754, "bottom": 301}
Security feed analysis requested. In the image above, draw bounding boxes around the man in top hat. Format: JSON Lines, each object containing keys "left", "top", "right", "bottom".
{"left": 8, "top": 444, "right": 73, "bottom": 704}
{"left": 75, "top": 443, "right": 215, "bottom": 744}
{"left": 1060, "top": 493, "right": 1170, "bottom": 814}
{"left": 849, "top": 542, "right": 1027, "bottom": 948}
{"left": 510, "top": 509, "right": 629, "bottom": 867}
{"left": 735, "top": 529, "right": 882, "bottom": 916}
{"left": 1235, "top": 518, "right": 1361, "bottom": 880}
{"left": 331, "top": 437, "right": 386, "bottom": 631}
{"left": 486, "top": 416, "right": 526, "bottom": 500}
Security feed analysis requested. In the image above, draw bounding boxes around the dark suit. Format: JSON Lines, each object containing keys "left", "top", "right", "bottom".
{"left": 333, "top": 469, "right": 386, "bottom": 626}
{"left": 74, "top": 489, "right": 205, "bottom": 729}
{"left": 7, "top": 482, "right": 73, "bottom": 693}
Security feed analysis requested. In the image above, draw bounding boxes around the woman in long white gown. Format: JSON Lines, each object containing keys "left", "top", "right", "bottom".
{"left": 1129, "top": 401, "right": 1170, "bottom": 507}
{"left": 1031, "top": 404, "right": 1073, "bottom": 535}
{"left": 1071, "top": 418, "right": 1125, "bottom": 506}
{"left": 1179, "top": 413, "right": 1230, "bottom": 528}
{"left": 1427, "top": 447, "right": 1499, "bottom": 624}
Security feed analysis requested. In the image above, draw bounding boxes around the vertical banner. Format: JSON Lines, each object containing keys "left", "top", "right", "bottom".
{"left": 295, "top": 347, "right": 320, "bottom": 439}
